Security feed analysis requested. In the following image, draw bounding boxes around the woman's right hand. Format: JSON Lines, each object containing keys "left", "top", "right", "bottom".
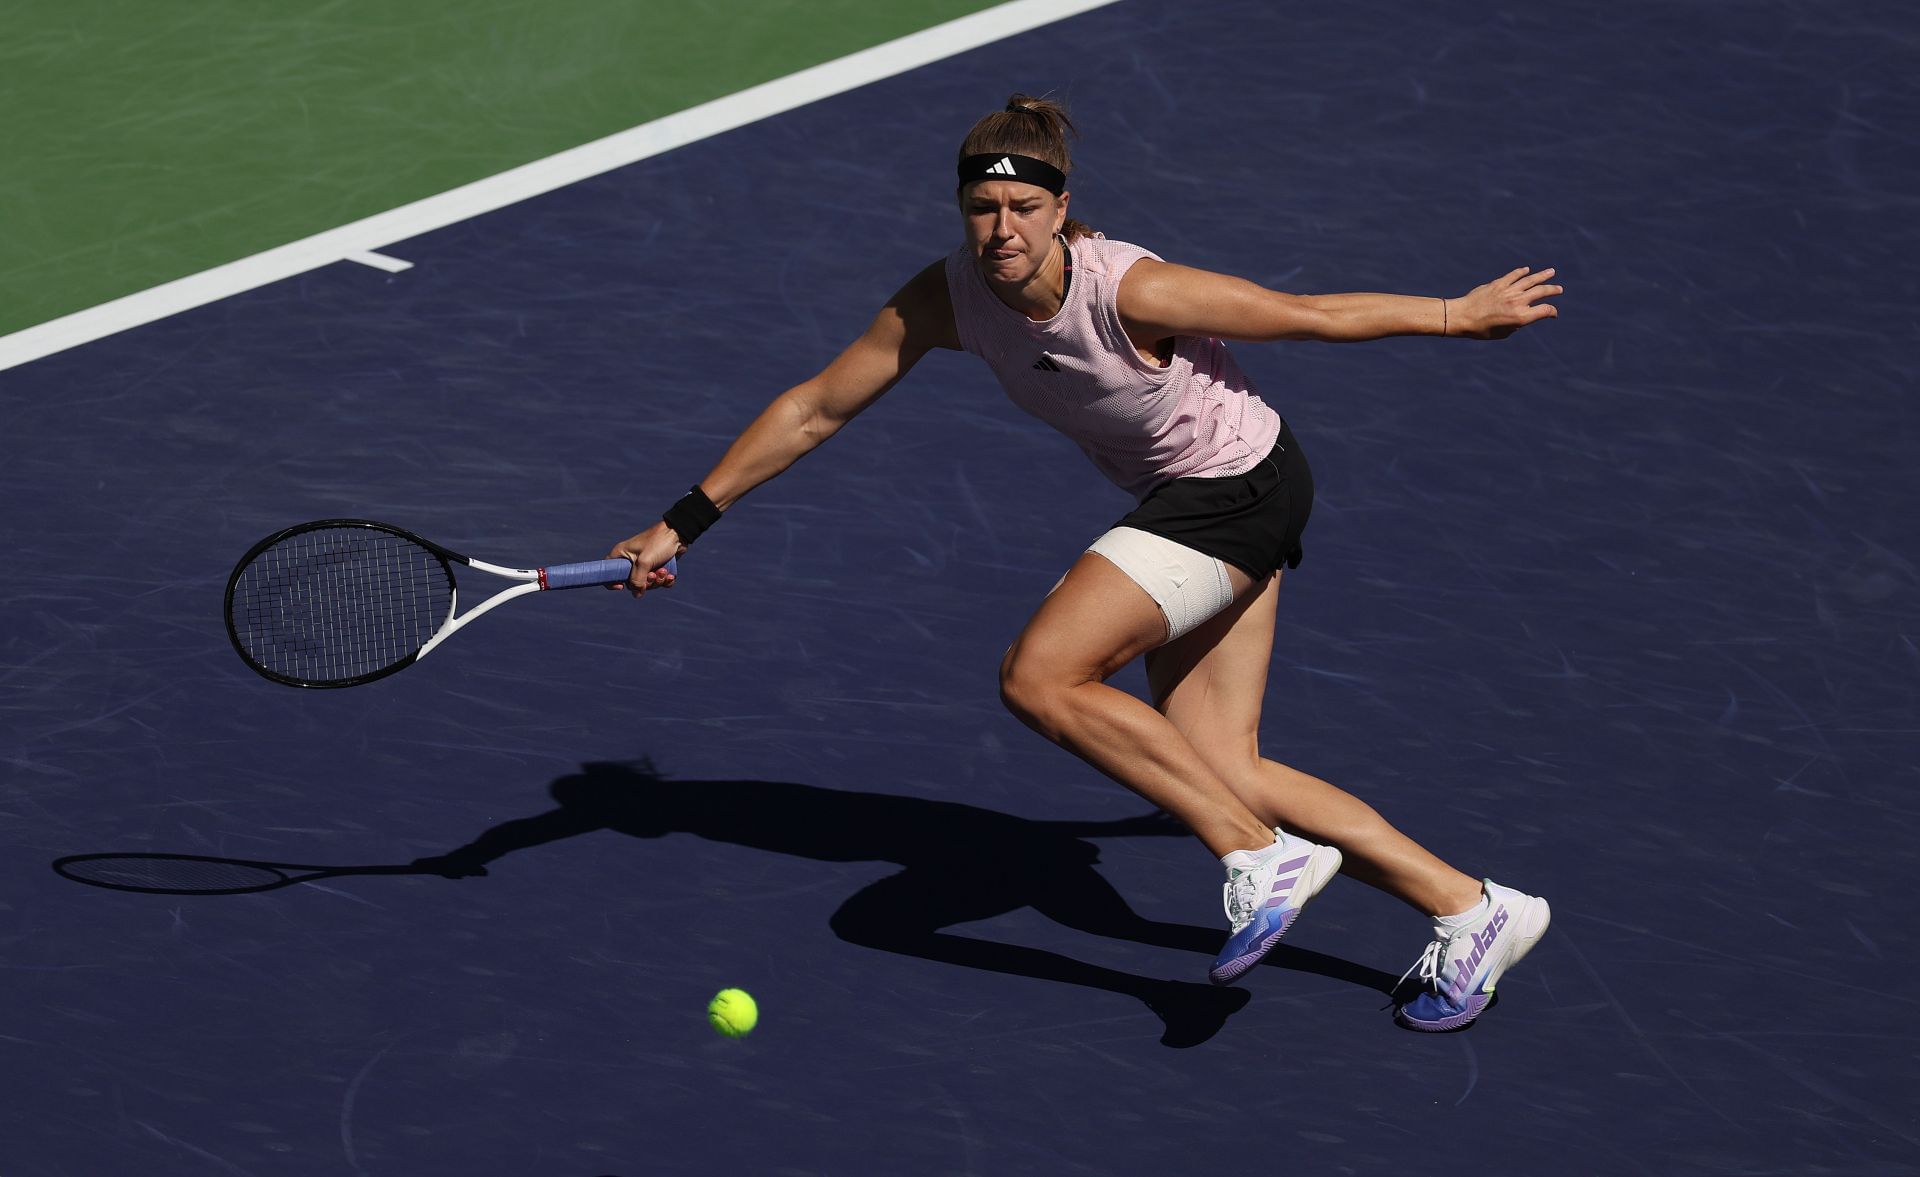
{"left": 605, "top": 522, "right": 684, "bottom": 597}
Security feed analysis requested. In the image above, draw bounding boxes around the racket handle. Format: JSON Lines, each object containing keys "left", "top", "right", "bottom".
{"left": 540, "top": 556, "right": 678, "bottom": 590}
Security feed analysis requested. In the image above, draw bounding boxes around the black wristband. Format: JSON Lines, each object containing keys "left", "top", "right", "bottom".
{"left": 662, "top": 485, "right": 722, "bottom": 545}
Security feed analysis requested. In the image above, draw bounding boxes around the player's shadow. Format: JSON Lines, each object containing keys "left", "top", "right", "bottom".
{"left": 416, "top": 761, "right": 1397, "bottom": 1048}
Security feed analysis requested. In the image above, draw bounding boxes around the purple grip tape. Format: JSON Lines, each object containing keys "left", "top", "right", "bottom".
{"left": 540, "top": 556, "right": 678, "bottom": 590}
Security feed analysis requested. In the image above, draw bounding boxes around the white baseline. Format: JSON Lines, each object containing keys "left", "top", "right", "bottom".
{"left": 0, "top": 0, "right": 1120, "bottom": 373}
{"left": 344, "top": 250, "right": 415, "bottom": 274}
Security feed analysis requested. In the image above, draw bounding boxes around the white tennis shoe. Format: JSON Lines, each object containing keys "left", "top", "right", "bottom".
{"left": 1208, "top": 827, "right": 1342, "bottom": 985}
{"left": 1394, "top": 879, "right": 1551, "bottom": 1031}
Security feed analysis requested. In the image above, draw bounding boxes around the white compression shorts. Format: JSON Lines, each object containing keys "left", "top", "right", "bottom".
{"left": 1086, "top": 526, "right": 1237, "bottom": 642}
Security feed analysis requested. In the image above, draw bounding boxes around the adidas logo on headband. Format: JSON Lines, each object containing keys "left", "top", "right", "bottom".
{"left": 956, "top": 152, "right": 1067, "bottom": 195}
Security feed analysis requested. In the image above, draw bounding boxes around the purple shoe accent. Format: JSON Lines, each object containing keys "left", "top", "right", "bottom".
{"left": 1442, "top": 904, "right": 1511, "bottom": 1000}
{"left": 1208, "top": 905, "right": 1300, "bottom": 984}
{"left": 1263, "top": 879, "right": 1299, "bottom": 909}
{"left": 1270, "top": 855, "right": 1309, "bottom": 875}
{"left": 1396, "top": 993, "right": 1491, "bottom": 1032}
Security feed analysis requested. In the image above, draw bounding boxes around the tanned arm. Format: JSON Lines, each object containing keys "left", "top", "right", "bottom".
{"left": 1117, "top": 259, "right": 1562, "bottom": 348}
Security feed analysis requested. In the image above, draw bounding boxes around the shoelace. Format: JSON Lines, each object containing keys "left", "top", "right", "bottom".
{"left": 1395, "top": 938, "right": 1446, "bottom": 994}
{"left": 1222, "top": 868, "right": 1260, "bottom": 928}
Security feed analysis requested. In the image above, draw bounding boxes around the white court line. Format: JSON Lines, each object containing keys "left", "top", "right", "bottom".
{"left": 0, "top": 0, "right": 1121, "bottom": 374}
{"left": 343, "top": 250, "right": 414, "bottom": 273}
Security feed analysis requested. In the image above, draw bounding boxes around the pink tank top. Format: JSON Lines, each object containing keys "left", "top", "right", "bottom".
{"left": 944, "top": 235, "right": 1282, "bottom": 500}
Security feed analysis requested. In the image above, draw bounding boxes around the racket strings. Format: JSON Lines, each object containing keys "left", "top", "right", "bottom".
{"left": 228, "top": 527, "right": 452, "bottom": 685}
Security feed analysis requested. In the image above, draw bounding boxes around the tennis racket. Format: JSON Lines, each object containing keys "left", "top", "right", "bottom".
{"left": 224, "top": 518, "right": 673, "bottom": 688}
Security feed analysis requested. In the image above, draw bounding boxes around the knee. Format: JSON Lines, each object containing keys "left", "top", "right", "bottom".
{"left": 998, "top": 647, "right": 1071, "bottom": 736}
{"left": 1217, "top": 737, "right": 1266, "bottom": 784}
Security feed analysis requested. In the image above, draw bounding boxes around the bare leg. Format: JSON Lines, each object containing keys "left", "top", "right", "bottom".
{"left": 1146, "top": 573, "right": 1483, "bottom": 919}
{"left": 999, "top": 552, "right": 1274, "bottom": 858}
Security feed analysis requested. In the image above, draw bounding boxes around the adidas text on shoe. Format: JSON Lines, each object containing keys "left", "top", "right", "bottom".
{"left": 1393, "top": 879, "right": 1551, "bottom": 1031}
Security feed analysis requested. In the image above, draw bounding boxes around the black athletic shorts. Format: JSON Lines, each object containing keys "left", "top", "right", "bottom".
{"left": 1111, "top": 418, "right": 1313, "bottom": 580}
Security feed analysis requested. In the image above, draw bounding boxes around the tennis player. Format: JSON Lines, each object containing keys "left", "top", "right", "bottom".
{"left": 609, "top": 94, "right": 1561, "bottom": 1031}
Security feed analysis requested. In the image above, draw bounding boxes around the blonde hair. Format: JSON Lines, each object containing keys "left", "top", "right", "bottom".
{"left": 958, "top": 93, "right": 1097, "bottom": 241}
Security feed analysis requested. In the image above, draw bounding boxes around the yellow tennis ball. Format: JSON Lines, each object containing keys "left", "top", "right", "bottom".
{"left": 707, "top": 988, "right": 758, "bottom": 1038}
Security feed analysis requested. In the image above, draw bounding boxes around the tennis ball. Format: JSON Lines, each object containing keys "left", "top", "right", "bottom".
{"left": 707, "top": 988, "right": 758, "bottom": 1038}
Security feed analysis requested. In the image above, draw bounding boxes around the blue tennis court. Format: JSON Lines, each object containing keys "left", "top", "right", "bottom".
{"left": 4, "top": 1, "right": 1916, "bottom": 1173}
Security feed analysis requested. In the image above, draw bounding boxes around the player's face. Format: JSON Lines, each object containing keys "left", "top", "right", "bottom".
{"left": 961, "top": 181, "right": 1069, "bottom": 285}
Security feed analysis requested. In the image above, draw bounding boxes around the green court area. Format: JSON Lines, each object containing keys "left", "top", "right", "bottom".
{"left": 1, "top": 0, "right": 1000, "bottom": 339}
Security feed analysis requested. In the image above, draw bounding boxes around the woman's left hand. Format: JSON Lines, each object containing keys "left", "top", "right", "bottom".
{"left": 1449, "top": 267, "right": 1562, "bottom": 339}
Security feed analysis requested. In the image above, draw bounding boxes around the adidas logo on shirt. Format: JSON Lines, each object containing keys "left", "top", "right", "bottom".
{"left": 987, "top": 156, "right": 1019, "bottom": 176}
{"left": 1031, "top": 354, "right": 1062, "bottom": 372}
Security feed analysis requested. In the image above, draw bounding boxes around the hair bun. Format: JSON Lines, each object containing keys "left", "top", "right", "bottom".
{"left": 1005, "top": 100, "right": 1032, "bottom": 113}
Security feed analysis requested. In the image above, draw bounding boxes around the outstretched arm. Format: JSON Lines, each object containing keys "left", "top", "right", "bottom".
{"left": 1118, "top": 259, "right": 1562, "bottom": 346}
{"left": 607, "top": 261, "right": 957, "bottom": 593}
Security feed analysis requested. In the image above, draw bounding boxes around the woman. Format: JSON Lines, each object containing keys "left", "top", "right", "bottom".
{"left": 608, "top": 94, "right": 1562, "bottom": 1032}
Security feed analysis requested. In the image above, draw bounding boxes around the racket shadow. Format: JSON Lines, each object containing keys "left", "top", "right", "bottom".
{"left": 424, "top": 760, "right": 1398, "bottom": 1047}
{"left": 51, "top": 852, "right": 450, "bottom": 895}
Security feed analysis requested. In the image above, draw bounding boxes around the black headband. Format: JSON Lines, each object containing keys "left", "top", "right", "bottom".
{"left": 957, "top": 153, "right": 1067, "bottom": 196}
